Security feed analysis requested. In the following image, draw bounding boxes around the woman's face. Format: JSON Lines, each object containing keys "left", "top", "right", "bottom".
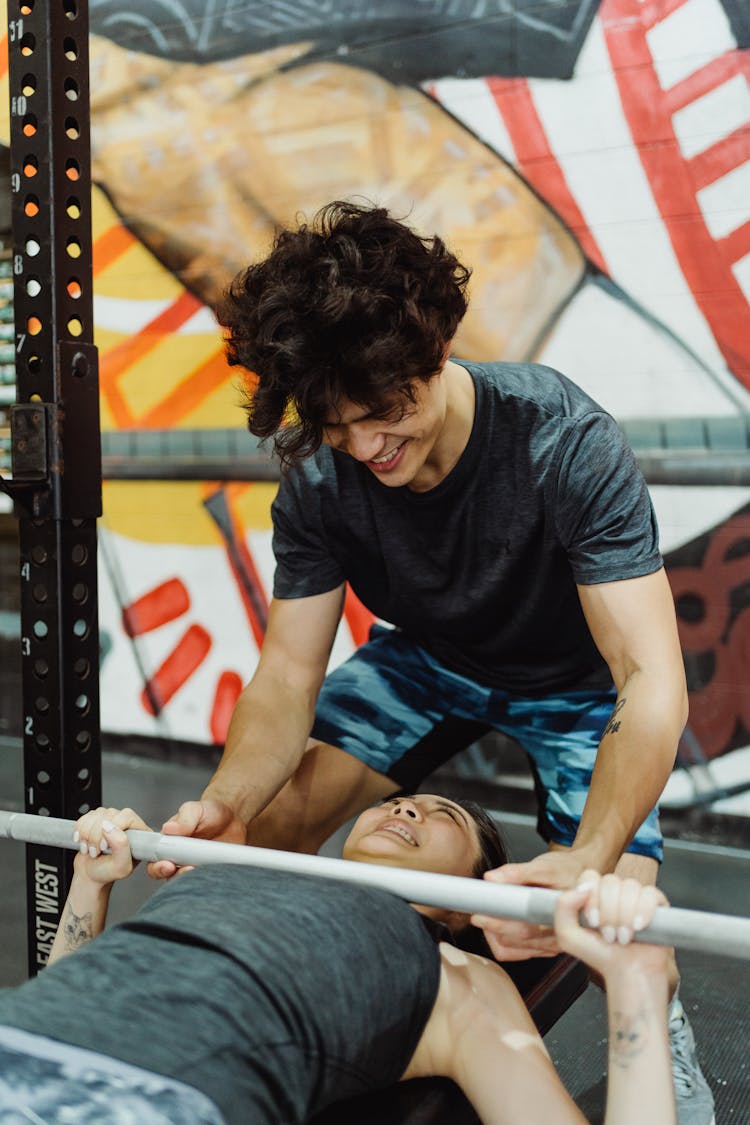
{"left": 342, "top": 794, "right": 482, "bottom": 879}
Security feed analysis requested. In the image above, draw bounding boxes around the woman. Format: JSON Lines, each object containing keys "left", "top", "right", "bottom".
{"left": 0, "top": 795, "right": 675, "bottom": 1124}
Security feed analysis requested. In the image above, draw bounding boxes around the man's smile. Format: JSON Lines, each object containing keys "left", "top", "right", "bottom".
{"left": 367, "top": 440, "right": 408, "bottom": 473}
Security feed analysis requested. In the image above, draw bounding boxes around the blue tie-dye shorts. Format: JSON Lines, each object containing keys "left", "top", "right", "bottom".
{"left": 311, "top": 626, "right": 663, "bottom": 862}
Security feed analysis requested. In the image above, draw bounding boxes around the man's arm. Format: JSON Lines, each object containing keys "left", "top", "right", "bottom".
{"left": 569, "top": 566, "right": 688, "bottom": 872}
{"left": 205, "top": 585, "right": 345, "bottom": 822}
{"left": 152, "top": 585, "right": 345, "bottom": 865}
{"left": 516, "top": 569, "right": 684, "bottom": 884}
{"left": 478, "top": 568, "right": 687, "bottom": 958}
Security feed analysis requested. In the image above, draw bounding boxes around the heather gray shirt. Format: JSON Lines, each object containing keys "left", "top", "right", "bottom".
{"left": 272, "top": 361, "right": 662, "bottom": 694}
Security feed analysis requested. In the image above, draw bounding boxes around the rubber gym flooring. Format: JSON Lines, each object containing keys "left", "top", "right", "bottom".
{"left": 0, "top": 737, "right": 747, "bottom": 1123}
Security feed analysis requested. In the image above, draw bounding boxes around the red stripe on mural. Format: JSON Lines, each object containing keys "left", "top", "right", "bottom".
{"left": 343, "top": 585, "right": 377, "bottom": 648}
{"left": 721, "top": 220, "right": 750, "bottom": 268}
{"left": 600, "top": 0, "right": 750, "bottom": 388}
{"left": 141, "top": 624, "right": 212, "bottom": 715}
{"left": 664, "top": 51, "right": 748, "bottom": 116}
{"left": 210, "top": 670, "right": 243, "bottom": 745}
{"left": 688, "top": 126, "right": 750, "bottom": 194}
{"left": 122, "top": 577, "right": 190, "bottom": 637}
{"left": 485, "top": 76, "right": 608, "bottom": 273}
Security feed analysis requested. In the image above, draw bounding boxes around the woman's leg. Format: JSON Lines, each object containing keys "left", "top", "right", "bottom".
{"left": 0, "top": 1028, "right": 223, "bottom": 1124}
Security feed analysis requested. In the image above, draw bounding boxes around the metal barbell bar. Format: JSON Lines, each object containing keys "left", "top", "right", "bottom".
{"left": 2, "top": 810, "right": 748, "bottom": 960}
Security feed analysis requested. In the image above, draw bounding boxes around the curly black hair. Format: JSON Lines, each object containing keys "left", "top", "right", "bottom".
{"left": 218, "top": 200, "right": 471, "bottom": 465}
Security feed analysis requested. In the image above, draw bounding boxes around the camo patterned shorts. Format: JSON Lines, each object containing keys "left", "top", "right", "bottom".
{"left": 312, "top": 625, "right": 663, "bottom": 861}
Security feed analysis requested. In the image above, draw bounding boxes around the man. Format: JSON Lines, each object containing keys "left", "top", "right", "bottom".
{"left": 154, "top": 201, "right": 713, "bottom": 1123}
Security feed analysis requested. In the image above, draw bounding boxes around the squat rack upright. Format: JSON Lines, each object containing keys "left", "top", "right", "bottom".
{"left": 1, "top": 0, "right": 101, "bottom": 975}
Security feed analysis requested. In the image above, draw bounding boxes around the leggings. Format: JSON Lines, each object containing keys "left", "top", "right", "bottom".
{"left": 0, "top": 1026, "right": 224, "bottom": 1124}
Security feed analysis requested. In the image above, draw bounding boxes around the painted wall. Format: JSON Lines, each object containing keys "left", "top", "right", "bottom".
{"left": 1, "top": 1, "right": 749, "bottom": 805}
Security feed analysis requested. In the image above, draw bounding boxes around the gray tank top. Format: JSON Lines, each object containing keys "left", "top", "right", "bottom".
{"left": 0, "top": 866, "right": 441, "bottom": 1124}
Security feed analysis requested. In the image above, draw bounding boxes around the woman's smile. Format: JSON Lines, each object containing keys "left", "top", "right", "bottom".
{"left": 374, "top": 820, "right": 419, "bottom": 846}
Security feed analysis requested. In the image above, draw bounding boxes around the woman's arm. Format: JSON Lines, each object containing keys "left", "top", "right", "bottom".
{"left": 555, "top": 873, "right": 676, "bottom": 1125}
{"left": 48, "top": 806, "right": 151, "bottom": 966}
{"left": 404, "top": 946, "right": 587, "bottom": 1125}
{"left": 406, "top": 874, "right": 674, "bottom": 1125}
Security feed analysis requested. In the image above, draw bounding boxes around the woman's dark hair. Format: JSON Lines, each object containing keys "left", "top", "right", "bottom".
{"left": 452, "top": 798, "right": 511, "bottom": 955}
{"left": 456, "top": 798, "right": 510, "bottom": 879}
{"left": 218, "top": 200, "right": 471, "bottom": 466}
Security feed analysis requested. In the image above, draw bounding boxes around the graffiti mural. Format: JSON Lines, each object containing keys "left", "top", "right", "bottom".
{"left": 667, "top": 508, "right": 750, "bottom": 760}
{"left": 82, "top": 0, "right": 750, "bottom": 416}
{"left": 0, "top": 1, "right": 748, "bottom": 787}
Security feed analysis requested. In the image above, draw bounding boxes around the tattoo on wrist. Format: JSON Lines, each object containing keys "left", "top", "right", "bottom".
{"left": 63, "top": 904, "right": 93, "bottom": 951}
{"left": 603, "top": 698, "right": 627, "bottom": 737}
{"left": 610, "top": 1008, "right": 649, "bottom": 1068}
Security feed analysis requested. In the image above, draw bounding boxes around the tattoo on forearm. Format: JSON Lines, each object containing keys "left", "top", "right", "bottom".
{"left": 610, "top": 1008, "right": 649, "bottom": 1068}
{"left": 603, "top": 698, "right": 627, "bottom": 737}
{"left": 62, "top": 904, "right": 93, "bottom": 951}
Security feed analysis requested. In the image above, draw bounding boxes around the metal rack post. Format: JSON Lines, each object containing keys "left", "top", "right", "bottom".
{"left": 2, "top": 0, "right": 101, "bottom": 974}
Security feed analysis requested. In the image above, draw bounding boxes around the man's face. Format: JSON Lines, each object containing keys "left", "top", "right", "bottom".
{"left": 320, "top": 373, "right": 447, "bottom": 490}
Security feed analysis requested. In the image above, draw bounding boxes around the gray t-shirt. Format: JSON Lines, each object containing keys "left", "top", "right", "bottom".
{"left": 272, "top": 361, "right": 662, "bottom": 694}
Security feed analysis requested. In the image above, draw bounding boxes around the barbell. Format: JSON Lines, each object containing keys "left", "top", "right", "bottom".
{"left": 1, "top": 809, "right": 748, "bottom": 960}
